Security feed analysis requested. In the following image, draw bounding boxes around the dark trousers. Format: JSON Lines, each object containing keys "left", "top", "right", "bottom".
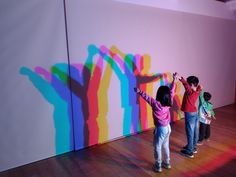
{"left": 198, "top": 122, "right": 210, "bottom": 141}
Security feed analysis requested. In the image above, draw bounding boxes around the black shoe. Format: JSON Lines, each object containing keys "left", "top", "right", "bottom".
{"left": 183, "top": 146, "right": 197, "bottom": 154}
{"left": 180, "top": 149, "right": 194, "bottom": 158}
{"left": 152, "top": 164, "right": 162, "bottom": 173}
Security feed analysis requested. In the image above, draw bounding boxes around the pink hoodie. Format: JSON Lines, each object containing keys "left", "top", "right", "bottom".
{"left": 138, "top": 82, "right": 176, "bottom": 127}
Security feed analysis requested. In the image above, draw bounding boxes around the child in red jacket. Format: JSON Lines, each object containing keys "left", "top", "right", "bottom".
{"left": 177, "top": 74, "right": 201, "bottom": 158}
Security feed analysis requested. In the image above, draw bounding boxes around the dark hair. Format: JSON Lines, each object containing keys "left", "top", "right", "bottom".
{"left": 156, "top": 86, "right": 172, "bottom": 107}
{"left": 187, "top": 76, "right": 199, "bottom": 87}
{"left": 204, "top": 92, "right": 212, "bottom": 102}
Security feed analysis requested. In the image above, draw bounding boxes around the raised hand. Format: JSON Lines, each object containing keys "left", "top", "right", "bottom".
{"left": 173, "top": 72, "right": 181, "bottom": 80}
{"left": 173, "top": 72, "right": 177, "bottom": 81}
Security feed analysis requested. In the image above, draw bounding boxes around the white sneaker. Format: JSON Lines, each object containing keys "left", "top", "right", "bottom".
{"left": 162, "top": 162, "right": 171, "bottom": 169}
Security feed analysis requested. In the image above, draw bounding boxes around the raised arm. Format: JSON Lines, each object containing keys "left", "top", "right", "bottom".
{"left": 199, "top": 91, "right": 206, "bottom": 105}
{"left": 170, "top": 72, "right": 178, "bottom": 98}
{"left": 134, "top": 87, "right": 155, "bottom": 107}
{"left": 179, "top": 77, "right": 192, "bottom": 94}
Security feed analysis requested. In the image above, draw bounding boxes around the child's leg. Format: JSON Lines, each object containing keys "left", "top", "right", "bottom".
{"left": 205, "top": 124, "right": 211, "bottom": 140}
{"left": 184, "top": 112, "right": 197, "bottom": 153}
{"left": 198, "top": 122, "right": 206, "bottom": 142}
{"left": 193, "top": 115, "right": 199, "bottom": 149}
{"left": 163, "top": 125, "right": 171, "bottom": 165}
{"left": 153, "top": 127, "right": 164, "bottom": 167}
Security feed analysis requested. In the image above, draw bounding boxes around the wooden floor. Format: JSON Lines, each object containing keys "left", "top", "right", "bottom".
{"left": 1, "top": 104, "right": 236, "bottom": 177}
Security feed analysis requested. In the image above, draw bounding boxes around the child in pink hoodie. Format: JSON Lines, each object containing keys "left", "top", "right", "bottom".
{"left": 134, "top": 73, "right": 177, "bottom": 173}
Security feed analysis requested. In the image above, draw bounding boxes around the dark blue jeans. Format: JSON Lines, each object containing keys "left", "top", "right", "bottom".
{"left": 184, "top": 112, "right": 199, "bottom": 153}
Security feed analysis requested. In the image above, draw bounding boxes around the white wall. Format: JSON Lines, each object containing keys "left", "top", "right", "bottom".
{"left": 0, "top": 0, "right": 236, "bottom": 172}
{"left": 0, "top": 0, "right": 73, "bottom": 172}
{"left": 66, "top": 0, "right": 236, "bottom": 108}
